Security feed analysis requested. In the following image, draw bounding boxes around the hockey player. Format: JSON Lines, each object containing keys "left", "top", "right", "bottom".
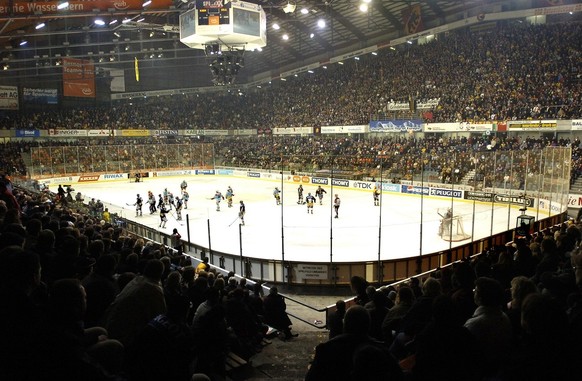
{"left": 333, "top": 194, "right": 341, "bottom": 219}
{"left": 239, "top": 200, "right": 246, "bottom": 226}
{"left": 373, "top": 187, "right": 381, "bottom": 206}
{"left": 182, "top": 191, "right": 189, "bottom": 209}
{"left": 315, "top": 186, "right": 327, "bottom": 205}
{"left": 134, "top": 194, "right": 143, "bottom": 217}
{"left": 306, "top": 192, "right": 316, "bottom": 214}
{"left": 211, "top": 190, "right": 225, "bottom": 211}
{"left": 226, "top": 186, "right": 234, "bottom": 208}
{"left": 180, "top": 180, "right": 188, "bottom": 193}
{"left": 163, "top": 188, "right": 169, "bottom": 205}
{"left": 297, "top": 184, "right": 304, "bottom": 204}
{"left": 175, "top": 197, "right": 183, "bottom": 221}
{"left": 438, "top": 208, "right": 453, "bottom": 236}
{"left": 159, "top": 205, "right": 169, "bottom": 228}
{"left": 273, "top": 187, "right": 281, "bottom": 205}
{"left": 147, "top": 193, "right": 157, "bottom": 214}
{"left": 168, "top": 192, "right": 175, "bottom": 210}
{"left": 157, "top": 194, "right": 164, "bottom": 210}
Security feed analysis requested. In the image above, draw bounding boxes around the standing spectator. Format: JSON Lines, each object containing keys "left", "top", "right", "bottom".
{"left": 263, "top": 286, "right": 297, "bottom": 340}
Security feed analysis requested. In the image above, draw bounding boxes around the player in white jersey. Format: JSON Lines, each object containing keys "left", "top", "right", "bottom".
{"left": 333, "top": 194, "right": 341, "bottom": 219}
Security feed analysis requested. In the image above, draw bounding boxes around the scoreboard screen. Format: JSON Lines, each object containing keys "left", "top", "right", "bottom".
{"left": 198, "top": 7, "right": 230, "bottom": 26}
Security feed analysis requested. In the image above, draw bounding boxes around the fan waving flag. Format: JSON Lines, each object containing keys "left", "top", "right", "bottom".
{"left": 134, "top": 57, "right": 140, "bottom": 82}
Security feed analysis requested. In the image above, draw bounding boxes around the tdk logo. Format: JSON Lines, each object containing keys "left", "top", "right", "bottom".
{"left": 353, "top": 182, "right": 372, "bottom": 189}
{"left": 332, "top": 179, "right": 349, "bottom": 187}
{"left": 312, "top": 178, "right": 328, "bottom": 185}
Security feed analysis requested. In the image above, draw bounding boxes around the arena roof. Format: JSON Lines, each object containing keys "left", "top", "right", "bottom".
{"left": 0, "top": 0, "right": 555, "bottom": 87}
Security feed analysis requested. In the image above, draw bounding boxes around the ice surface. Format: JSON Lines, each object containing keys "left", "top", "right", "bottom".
{"left": 76, "top": 176, "right": 539, "bottom": 263}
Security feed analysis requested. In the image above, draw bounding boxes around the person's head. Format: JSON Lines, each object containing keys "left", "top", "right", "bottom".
{"left": 269, "top": 286, "right": 278, "bottom": 296}
{"left": 473, "top": 277, "right": 504, "bottom": 307}
{"left": 0, "top": 246, "right": 41, "bottom": 293}
{"left": 49, "top": 278, "right": 86, "bottom": 322}
{"left": 143, "top": 259, "right": 164, "bottom": 283}
{"left": 396, "top": 286, "right": 414, "bottom": 305}
{"left": 422, "top": 277, "right": 442, "bottom": 298}
{"left": 343, "top": 305, "right": 370, "bottom": 335}
{"left": 335, "top": 299, "right": 346, "bottom": 313}
{"left": 510, "top": 276, "right": 538, "bottom": 308}
{"left": 173, "top": 228, "right": 178, "bottom": 234}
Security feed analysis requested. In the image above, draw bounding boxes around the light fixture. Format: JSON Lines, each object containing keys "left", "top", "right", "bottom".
{"left": 307, "top": 70, "right": 314, "bottom": 74}
{"left": 94, "top": 19, "right": 105, "bottom": 26}
{"left": 114, "top": 32, "right": 121, "bottom": 38}
{"left": 143, "top": 0, "right": 152, "bottom": 6}
{"left": 300, "top": 8, "right": 309, "bottom": 15}
{"left": 282, "top": 34, "right": 289, "bottom": 40}
{"left": 149, "top": 31, "right": 155, "bottom": 37}
{"left": 273, "top": 23, "right": 280, "bottom": 30}
{"left": 337, "top": 61, "right": 344, "bottom": 65}
{"left": 283, "top": 1, "right": 296, "bottom": 14}
{"left": 317, "top": 19, "right": 326, "bottom": 28}
{"left": 354, "top": 56, "right": 360, "bottom": 60}
{"left": 371, "top": 51, "right": 377, "bottom": 56}
{"left": 19, "top": 40, "right": 27, "bottom": 46}
{"left": 406, "top": 40, "right": 412, "bottom": 44}
{"left": 257, "top": 47, "right": 262, "bottom": 52}
{"left": 109, "top": 19, "right": 118, "bottom": 25}
{"left": 57, "top": 1, "right": 69, "bottom": 10}
{"left": 309, "top": 33, "right": 314, "bottom": 38}
{"left": 35, "top": 23, "right": 46, "bottom": 30}
{"left": 359, "top": 4, "right": 368, "bottom": 12}
{"left": 322, "top": 65, "right": 327, "bottom": 69}
{"left": 122, "top": 18, "right": 131, "bottom": 24}
{"left": 137, "top": 18, "right": 145, "bottom": 22}
{"left": 3, "top": 64, "right": 8, "bottom": 70}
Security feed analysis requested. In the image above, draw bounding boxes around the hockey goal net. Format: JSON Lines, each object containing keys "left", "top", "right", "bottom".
{"left": 439, "top": 215, "right": 471, "bottom": 242}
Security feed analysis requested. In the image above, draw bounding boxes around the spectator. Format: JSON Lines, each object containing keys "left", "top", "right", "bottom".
{"left": 263, "top": 286, "right": 297, "bottom": 340}
{"left": 104, "top": 259, "right": 167, "bottom": 348}
{"left": 306, "top": 305, "right": 402, "bottom": 381}
{"left": 464, "top": 277, "right": 512, "bottom": 378}
{"left": 327, "top": 300, "right": 346, "bottom": 339}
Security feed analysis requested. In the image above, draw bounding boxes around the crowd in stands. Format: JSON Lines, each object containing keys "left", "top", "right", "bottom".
{"left": 2, "top": 134, "right": 580, "bottom": 188}
{"left": 0, "top": 176, "right": 299, "bottom": 381}
{"left": 307, "top": 221, "right": 582, "bottom": 380}
{"left": 1, "top": 22, "right": 580, "bottom": 132}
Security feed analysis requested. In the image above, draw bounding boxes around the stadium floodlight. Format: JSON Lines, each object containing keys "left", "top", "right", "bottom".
{"left": 35, "top": 23, "right": 46, "bottom": 30}
{"left": 57, "top": 1, "right": 69, "bottom": 10}
{"left": 317, "top": 19, "right": 326, "bottom": 28}
{"left": 143, "top": 0, "right": 152, "bottom": 7}
{"left": 94, "top": 19, "right": 106, "bottom": 26}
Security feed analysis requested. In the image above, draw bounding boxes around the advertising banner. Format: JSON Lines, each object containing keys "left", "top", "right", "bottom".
{"left": 464, "top": 191, "right": 494, "bottom": 202}
{"left": 572, "top": 120, "right": 582, "bottom": 131}
{"left": 0, "top": 85, "right": 18, "bottom": 110}
{"left": 116, "top": 129, "right": 150, "bottom": 137}
{"left": 22, "top": 88, "right": 58, "bottom": 105}
{"left": 370, "top": 120, "right": 422, "bottom": 132}
{"left": 0, "top": 0, "right": 173, "bottom": 15}
{"left": 48, "top": 129, "right": 88, "bottom": 137}
{"left": 508, "top": 120, "right": 557, "bottom": 130}
{"left": 15, "top": 130, "right": 40, "bottom": 138}
{"left": 63, "top": 58, "right": 95, "bottom": 98}
{"left": 401, "top": 184, "right": 429, "bottom": 195}
{"left": 87, "top": 129, "right": 112, "bottom": 137}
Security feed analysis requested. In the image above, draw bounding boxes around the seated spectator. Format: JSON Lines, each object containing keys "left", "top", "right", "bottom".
{"left": 464, "top": 277, "right": 512, "bottom": 378}
{"left": 411, "top": 295, "right": 479, "bottom": 381}
{"left": 381, "top": 286, "right": 414, "bottom": 345}
{"left": 390, "top": 277, "right": 441, "bottom": 359}
{"left": 104, "top": 259, "right": 167, "bottom": 348}
{"left": 306, "top": 305, "right": 402, "bottom": 381}
{"left": 327, "top": 300, "right": 346, "bottom": 340}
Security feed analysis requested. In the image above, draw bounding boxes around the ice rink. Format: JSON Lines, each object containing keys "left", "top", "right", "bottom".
{"left": 75, "top": 176, "right": 536, "bottom": 263}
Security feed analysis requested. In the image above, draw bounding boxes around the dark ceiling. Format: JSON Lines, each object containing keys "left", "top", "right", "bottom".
{"left": 0, "top": 1, "right": 534, "bottom": 88}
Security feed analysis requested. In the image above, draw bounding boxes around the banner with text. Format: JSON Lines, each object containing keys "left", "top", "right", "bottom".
{"left": 370, "top": 120, "right": 422, "bottom": 132}
{"left": 63, "top": 58, "right": 95, "bottom": 98}
{"left": 0, "top": 0, "right": 173, "bottom": 15}
{"left": 23, "top": 87, "right": 58, "bottom": 105}
{"left": 0, "top": 85, "right": 19, "bottom": 110}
